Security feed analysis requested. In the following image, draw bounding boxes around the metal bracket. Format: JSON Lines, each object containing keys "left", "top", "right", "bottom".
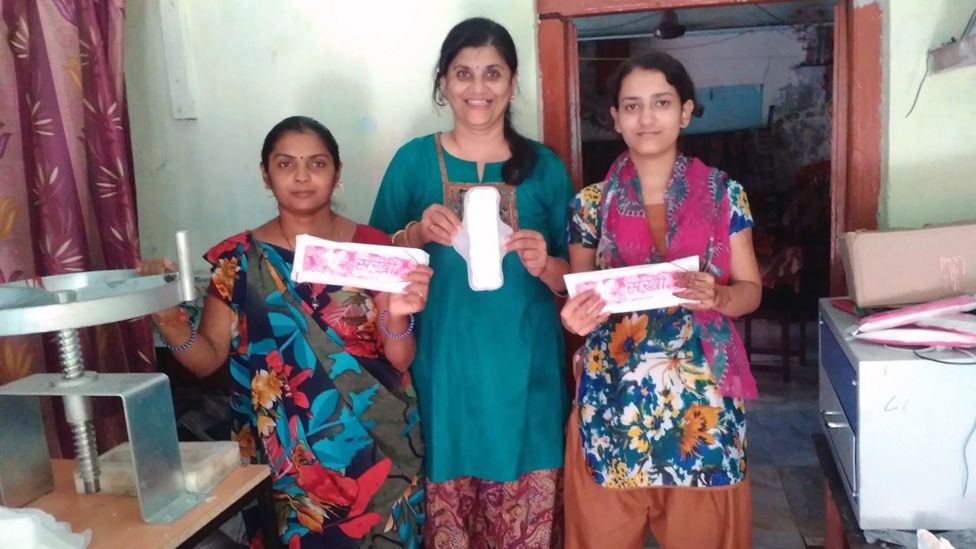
{"left": 0, "top": 373, "right": 204, "bottom": 523}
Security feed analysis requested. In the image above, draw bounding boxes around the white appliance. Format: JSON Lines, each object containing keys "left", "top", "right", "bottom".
{"left": 819, "top": 299, "right": 976, "bottom": 529}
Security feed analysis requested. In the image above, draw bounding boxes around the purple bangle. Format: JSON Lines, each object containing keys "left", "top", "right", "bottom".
{"left": 161, "top": 321, "right": 198, "bottom": 352}
{"left": 379, "top": 311, "right": 414, "bottom": 340}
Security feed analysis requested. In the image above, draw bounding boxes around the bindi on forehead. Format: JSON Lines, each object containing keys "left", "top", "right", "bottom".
{"left": 452, "top": 61, "right": 505, "bottom": 69}
{"left": 274, "top": 153, "right": 329, "bottom": 160}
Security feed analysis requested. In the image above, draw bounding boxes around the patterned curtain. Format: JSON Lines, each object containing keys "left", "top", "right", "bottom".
{"left": 0, "top": 0, "right": 154, "bottom": 457}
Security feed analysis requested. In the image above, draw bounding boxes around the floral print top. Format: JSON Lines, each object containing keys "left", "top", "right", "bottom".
{"left": 568, "top": 165, "right": 754, "bottom": 489}
{"left": 207, "top": 227, "right": 424, "bottom": 548}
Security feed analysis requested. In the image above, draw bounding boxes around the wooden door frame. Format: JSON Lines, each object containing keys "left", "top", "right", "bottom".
{"left": 536, "top": 0, "right": 883, "bottom": 296}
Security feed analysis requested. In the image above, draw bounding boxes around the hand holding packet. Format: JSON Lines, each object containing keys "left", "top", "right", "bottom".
{"left": 290, "top": 234, "right": 429, "bottom": 294}
{"left": 564, "top": 255, "right": 699, "bottom": 314}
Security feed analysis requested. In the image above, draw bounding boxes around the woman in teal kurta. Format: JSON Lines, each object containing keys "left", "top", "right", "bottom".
{"left": 369, "top": 18, "right": 573, "bottom": 548}
{"left": 372, "top": 134, "right": 571, "bottom": 478}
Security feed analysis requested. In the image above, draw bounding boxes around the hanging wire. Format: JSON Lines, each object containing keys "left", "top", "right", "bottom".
{"left": 663, "top": 30, "right": 760, "bottom": 50}
{"left": 752, "top": 4, "right": 792, "bottom": 27}
{"left": 579, "top": 30, "right": 762, "bottom": 58}
{"left": 911, "top": 346, "right": 976, "bottom": 365}
{"left": 906, "top": 6, "right": 976, "bottom": 118}
{"left": 580, "top": 12, "right": 658, "bottom": 34}
{"left": 963, "top": 415, "right": 976, "bottom": 497}
{"left": 904, "top": 54, "right": 931, "bottom": 118}
{"left": 962, "top": 6, "right": 976, "bottom": 37}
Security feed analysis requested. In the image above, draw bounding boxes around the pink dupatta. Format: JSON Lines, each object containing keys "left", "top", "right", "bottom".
{"left": 598, "top": 152, "right": 758, "bottom": 399}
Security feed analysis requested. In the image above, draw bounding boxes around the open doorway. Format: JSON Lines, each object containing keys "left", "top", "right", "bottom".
{"left": 537, "top": 0, "right": 883, "bottom": 300}
{"left": 537, "top": 1, "right": 883, "bottom": 544}
{"left": 574, "top": 2, "right": 835, "bottom": 377}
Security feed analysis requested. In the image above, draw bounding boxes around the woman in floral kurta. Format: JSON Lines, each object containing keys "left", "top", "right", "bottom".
{"left": 560, "top": 53, "right": 762, "bottom": 549}
{"left": 568, "top": 175, "right": 754, "bottom": 489}
{"left": 142, "top": 116, "right": 431, "bottom": 548}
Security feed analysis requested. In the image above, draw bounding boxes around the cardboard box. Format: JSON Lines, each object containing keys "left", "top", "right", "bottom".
{"left": 840, "top": 222, "right": 976, "bottom": 307}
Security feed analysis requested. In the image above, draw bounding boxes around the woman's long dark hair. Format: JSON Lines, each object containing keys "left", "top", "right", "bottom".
{"left": 433, "top": 17, "right": 536, "bottom": 186}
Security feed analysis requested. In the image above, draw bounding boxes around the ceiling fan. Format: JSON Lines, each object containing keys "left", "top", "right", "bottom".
{"left": 654, "top": 9, "right": 687, "bottom": 39}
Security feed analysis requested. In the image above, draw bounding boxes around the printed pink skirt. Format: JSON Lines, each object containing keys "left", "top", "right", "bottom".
{"left": 424, "top": 469, "right": 562, "bottom": 548}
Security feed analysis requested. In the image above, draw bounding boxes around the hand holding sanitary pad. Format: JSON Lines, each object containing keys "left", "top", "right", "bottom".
{"left": 452, "top": 187, "right": 512, "bottom": 291}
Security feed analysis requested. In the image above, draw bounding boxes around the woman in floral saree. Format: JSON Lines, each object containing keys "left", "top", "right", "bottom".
{"left": 559, "top": 53, "right": 763, "bottom": 549}
{"left": 140, "top": 116, "right": 431, "bottom": 548}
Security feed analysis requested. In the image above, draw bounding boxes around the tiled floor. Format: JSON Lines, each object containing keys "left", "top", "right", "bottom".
{"left": 749, "top": 321, "right": 824, "bottom": 548}
{"left": 750, "top": 367, "right": 824, "bottom": 549}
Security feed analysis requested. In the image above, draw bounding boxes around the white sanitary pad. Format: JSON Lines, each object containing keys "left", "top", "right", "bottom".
{"left": 0, "top": 506, "right": 90, "bottom": 549}
{"left": 452, "top": 186, "right": 513, "bottom": 292}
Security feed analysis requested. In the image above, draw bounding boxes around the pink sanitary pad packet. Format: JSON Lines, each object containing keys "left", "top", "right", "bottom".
{"left": 915, "top": 313, "right": 976, "bottom": 337}
{"left": 856, "top": 295, "right": 976, "bottom": 333}
{"left": 291, "top": 234, "right": 429, "bottom": 294}
{"left": 563, "top": 256, "right": 698, "bottom": 314}
{"left": 853, "top": 327, "right": 976, "bottom": 348}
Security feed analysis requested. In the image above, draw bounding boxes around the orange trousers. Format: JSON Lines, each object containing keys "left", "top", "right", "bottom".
{"left": 563, "top": 370, "right": 752, "bottom": 549}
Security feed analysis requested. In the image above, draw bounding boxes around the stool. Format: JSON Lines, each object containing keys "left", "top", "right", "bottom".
{"left": 744, "top": 307, "right": 807, "bottom": 382}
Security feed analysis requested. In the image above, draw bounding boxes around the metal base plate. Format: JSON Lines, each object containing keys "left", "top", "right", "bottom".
{"left": 0, "top": 373, "right": 203, "bottom": 523}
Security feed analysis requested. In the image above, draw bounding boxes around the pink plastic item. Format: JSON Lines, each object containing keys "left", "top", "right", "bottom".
{"left": 291, "top": 234, "right": 429, "bottom": 293}
{"left": 854, "top": 327, "right": 976, "bottom": 348}
{"left": 915, "top": 313, "right": 976, "bottom": 337}
{"left": 563, "top": 255, "right": 698, "bottom": 314}
{"left": 856, "top": 295, "right": 976, "bottom": 333}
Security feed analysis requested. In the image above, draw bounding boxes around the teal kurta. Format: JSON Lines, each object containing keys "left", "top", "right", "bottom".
{"left": 370, "top": 133, "right": 573, "bottom": 483}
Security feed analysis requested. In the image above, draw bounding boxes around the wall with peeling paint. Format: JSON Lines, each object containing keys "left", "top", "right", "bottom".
{"left": 579, "top": 26, "right": 832, "bottom": 193}
{"left": 882, "top": 1, "right": 976, "bottom": 228}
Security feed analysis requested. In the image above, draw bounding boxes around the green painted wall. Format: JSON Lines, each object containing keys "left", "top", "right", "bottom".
{"left": 882, "top": 1, "right": 976, "bottom": 228}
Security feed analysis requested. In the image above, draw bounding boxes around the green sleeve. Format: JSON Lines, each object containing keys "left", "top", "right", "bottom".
{"left": 369, "top": 144, "right": 415, "bottom": 234}
{"left": 540, "top": 148, "right": 574, "bottom": 261}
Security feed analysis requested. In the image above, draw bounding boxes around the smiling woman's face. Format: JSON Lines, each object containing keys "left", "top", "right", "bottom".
{"left": 440, "top": 45, "right": 516, "bottom": 132}
{"left": 611, "top": 68, "right": 694, "bottom": 159}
